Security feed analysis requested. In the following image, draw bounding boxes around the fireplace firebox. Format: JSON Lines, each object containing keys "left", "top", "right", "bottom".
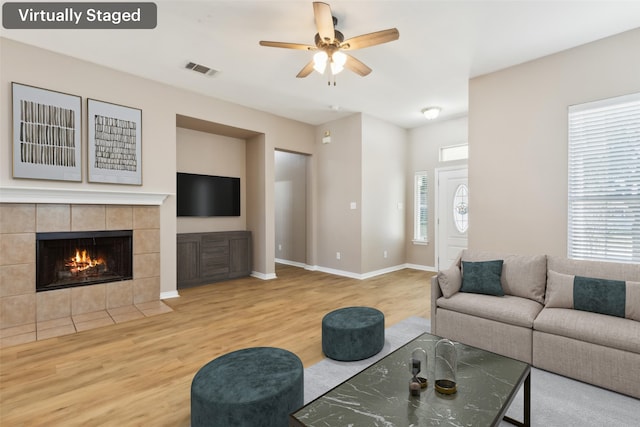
{"left": 36, "top": 230, "right": 133, "bottom": 292}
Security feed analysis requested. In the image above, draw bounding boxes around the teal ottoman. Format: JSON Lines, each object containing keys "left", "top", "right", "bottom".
{"left": 191, "top": 347, "right": 303, "bottom": 427}
{"left": 322, "top": 306, "right": 385, "bottom": 361}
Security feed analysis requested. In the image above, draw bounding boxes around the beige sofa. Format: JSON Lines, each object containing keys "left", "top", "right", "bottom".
{"left": 430, "top": 249, "right": 640, "bottom": 399}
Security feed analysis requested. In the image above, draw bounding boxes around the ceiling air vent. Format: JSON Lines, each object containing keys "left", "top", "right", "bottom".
{"left": 185, "top": 61, "right": 218, "bottom": 77}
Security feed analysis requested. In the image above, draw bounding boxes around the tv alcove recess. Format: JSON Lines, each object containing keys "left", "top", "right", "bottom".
{"left": 176, "top": 231, "right": 251, "bottom": 289}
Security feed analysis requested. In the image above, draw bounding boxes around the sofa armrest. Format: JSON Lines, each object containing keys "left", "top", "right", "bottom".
{"left": 431, "top": 274, "right": 442, "bottom": 334}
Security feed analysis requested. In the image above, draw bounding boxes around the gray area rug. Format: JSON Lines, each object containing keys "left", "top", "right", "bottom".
{"left": 304, "top": 316, "right": 639, "bottom": 426}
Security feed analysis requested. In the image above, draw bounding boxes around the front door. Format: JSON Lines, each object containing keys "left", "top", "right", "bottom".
{"left": 436, "top": 167, "right": 468, "bottom": 270}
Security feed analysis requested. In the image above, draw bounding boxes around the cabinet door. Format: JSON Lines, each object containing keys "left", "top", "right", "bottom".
{"left": 229, "top": 236, "right": 251, "bottom": 277}
{"left": 177, "top": 240, "right": 199, "bottom": 284}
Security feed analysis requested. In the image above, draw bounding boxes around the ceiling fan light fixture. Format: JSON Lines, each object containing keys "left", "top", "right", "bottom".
{"left": 422, "top": 107, "right": 441, "bottom": 120}
{"left": 259, "top": 2, "right": 398, "bottom": 81}
{"left": 313, "top": 51, "right": 328, "bottom": 73}
{"left": 330, "top": 51, "right": 347, "bottom": 74}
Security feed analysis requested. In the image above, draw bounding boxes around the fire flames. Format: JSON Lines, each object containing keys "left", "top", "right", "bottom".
{"left": 65, "top": 249, "right": 106, "bottom": 274}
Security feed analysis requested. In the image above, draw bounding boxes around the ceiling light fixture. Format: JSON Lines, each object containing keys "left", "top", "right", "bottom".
{"left": 330, "top": 51, "right": 347, "bottom": 74}
{"left": 313, "top": 51, "right": 328, "bottom": 73}
{"left": 313, "top": 50, "right": 347, "bottom": 76}
{"left": 422, "top": 107, "right": 441, "bottom": 120}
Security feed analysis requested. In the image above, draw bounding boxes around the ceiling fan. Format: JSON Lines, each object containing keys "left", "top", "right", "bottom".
{"left": 259, "top": 1, "right": 399, "bottom": 82}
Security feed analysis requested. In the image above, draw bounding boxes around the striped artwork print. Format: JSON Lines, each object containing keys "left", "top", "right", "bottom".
{"left": 19, "top": 100, "right": 77, "bottom": 167}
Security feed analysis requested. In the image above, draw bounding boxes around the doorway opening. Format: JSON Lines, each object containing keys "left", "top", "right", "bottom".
{"left": 275, "top": 150, "right": 310, "bottom": 268}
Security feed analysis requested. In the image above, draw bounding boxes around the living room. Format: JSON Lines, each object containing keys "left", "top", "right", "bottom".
{"left": 1, "top": 2, "right": 639, "bottom": 425}
{"left": 2, "top": 17, "right": 637, "bottom": 294}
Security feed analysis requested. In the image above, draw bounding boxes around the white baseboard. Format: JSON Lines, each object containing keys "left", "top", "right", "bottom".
{"left": 272, "top": 261, "right": 436, "bottom": 280}
{"left": 160, "top": 290, "right": 180, "bottom": 299}
{"left": 406, "top": 263, "right": 437, "bottom": 273}
{"left": 251, "top": 271, "right": 277, "bottom": 280}
{"left": 359, "top": 264, "right": 408, "bottom": 279}
{"left": 314, "top": 266, "right": 363, "bottom": 279}
{"left": 275, "top": 258, "right": 308, "bottom": 269}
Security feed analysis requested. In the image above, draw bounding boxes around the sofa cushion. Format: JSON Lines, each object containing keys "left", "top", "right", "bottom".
{"left": 437, "top": 293, "right": 543, "bottom": 328}
{"left": 534, "top": 307, "right": 640, "bottom": 354}
{"left": 437, "top": 263, "right": 462, "bottom": 298}
{"left": 461, "top": 250, "right": 546, "bottom": 304}
{"left": 546, "top": 270, "right": 640, "bottom": 321}
{"left": 460, "top": 260, "right": 504, "bottom": 296}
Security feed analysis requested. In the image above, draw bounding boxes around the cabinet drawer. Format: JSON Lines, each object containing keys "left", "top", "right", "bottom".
{"left": 201, "top": 248, "right": 229, "bottom": 277}
{"left": 201, "top": 236, "right": 226, "bottom": 249}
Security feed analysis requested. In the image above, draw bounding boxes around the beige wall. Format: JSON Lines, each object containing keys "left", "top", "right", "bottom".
{"left": 406, "top": 116, "right": 468, "bottom": 268}
{"left": 176, "top": 128, "right": 247, "bottom": 233}
{"left": 315, "top": 114, "right": 363, "bottom": 273}
{"left": 314, "top": 113, "right": 410, "bottom": 275}
{"left": 468, "top": 28, "right": 640, "bottom": 256}
{"left": 361, "top": 114, "right": 407, "bottom": 273}
{"left": 0, "top": 38, "right": 316, "bottom": 292}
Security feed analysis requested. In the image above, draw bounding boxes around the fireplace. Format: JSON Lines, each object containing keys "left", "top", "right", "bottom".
{"left": 36, "top": 230, "right": 133, "bottom": 292}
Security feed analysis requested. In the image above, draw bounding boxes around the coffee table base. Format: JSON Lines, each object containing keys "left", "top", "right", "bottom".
{"left": 503, "top": 371, "right": 531, "bottom": 427}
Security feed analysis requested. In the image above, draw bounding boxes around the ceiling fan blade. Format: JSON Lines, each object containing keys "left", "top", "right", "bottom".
{"left": 341, "top": 28, "right": 399, "bottom": 50}
{"left": 344, "top": 54, "right": 372, "bottom": 77}
{"left": 313, "top": 2, "right": 335, "bottom": 42}
{"left": 259, "top": 41, "right": 315, "bottom": 50}
{"left": 296, "top": 60, "right": 315, "bottom": 78}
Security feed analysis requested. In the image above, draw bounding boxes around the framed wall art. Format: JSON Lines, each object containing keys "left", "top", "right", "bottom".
{"left": 12, "top": 82, "right": 82, "bottom": 181}
{"left": 88, "top": 99, "right": 142, "bottom": 185}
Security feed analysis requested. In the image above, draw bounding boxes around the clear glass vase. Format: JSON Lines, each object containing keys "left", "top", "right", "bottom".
{"left": 435, "top": 339, "right": 457, "bottom": 395}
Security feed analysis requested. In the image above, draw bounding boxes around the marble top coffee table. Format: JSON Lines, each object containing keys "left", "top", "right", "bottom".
{"left": 290, "top": 332, "right": 530, "bottom": 427}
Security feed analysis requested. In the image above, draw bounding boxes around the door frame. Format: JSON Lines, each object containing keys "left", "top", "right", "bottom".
{"left": 434, "top": 165, "right": 468, "bottom": 270}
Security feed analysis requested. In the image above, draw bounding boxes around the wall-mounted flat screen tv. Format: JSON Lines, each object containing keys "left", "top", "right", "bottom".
{"left": 177, "top": 172, "right": 240, "bottom": 217}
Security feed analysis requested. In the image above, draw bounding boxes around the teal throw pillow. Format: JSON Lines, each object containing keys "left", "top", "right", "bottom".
{"left": 573, "top": 276, "right": 626, "bottom": 318}
{"left": 460, "top": 260, "right": 505, "bottom": 296}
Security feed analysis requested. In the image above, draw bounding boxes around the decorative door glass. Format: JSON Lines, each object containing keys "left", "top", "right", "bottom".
{"left": 453, "top": 184, "right": 468, "bottom": 233}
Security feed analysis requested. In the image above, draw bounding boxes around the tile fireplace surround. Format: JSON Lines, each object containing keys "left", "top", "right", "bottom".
{"left": 0, "top": 201, "right": 167, "bottom": 348}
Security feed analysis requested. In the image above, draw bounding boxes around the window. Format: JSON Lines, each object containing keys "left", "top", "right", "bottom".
{"left": 414, "top": 172, "right": 428, "bottom": 243}
{"left": 440, "top": 144, "right": 468, "bottom": 162}
{"left": 453, "top": 184, "right": 469, "bottom": 233}
{"left": 568, "top": 92, "right": 640, "bottom": 263}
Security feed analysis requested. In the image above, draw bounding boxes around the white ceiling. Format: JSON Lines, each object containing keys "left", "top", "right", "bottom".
{"left": 2, "top": 0, "right": 640, "bottom": 129}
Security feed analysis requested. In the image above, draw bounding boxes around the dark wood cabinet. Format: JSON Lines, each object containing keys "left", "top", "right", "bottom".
{"left": 177, "top": 231, "right": 251, "bottom": 289}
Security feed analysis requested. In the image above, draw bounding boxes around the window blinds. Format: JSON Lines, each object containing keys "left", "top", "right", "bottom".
{"left": 414, "top": 172, "right": 428, "bottom": 242}
{"left": 568, "top": 92, "right": 640, "bottom": 263}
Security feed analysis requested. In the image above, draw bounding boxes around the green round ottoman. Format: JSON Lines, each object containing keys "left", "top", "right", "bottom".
{"left": 191, "top": 347, "right": 304, "bottom": 427}
{"left": 322, "top": 306, "right": 385, "bottom": 361}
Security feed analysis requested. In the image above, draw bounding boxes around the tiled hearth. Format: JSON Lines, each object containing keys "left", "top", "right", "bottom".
{"left": 0, "top": 203, "right": 171, "bottom": 348}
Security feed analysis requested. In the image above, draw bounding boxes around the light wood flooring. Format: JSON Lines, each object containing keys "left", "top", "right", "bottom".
{"left": 0, "top": 264, "right": 433, "bottom": 426}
